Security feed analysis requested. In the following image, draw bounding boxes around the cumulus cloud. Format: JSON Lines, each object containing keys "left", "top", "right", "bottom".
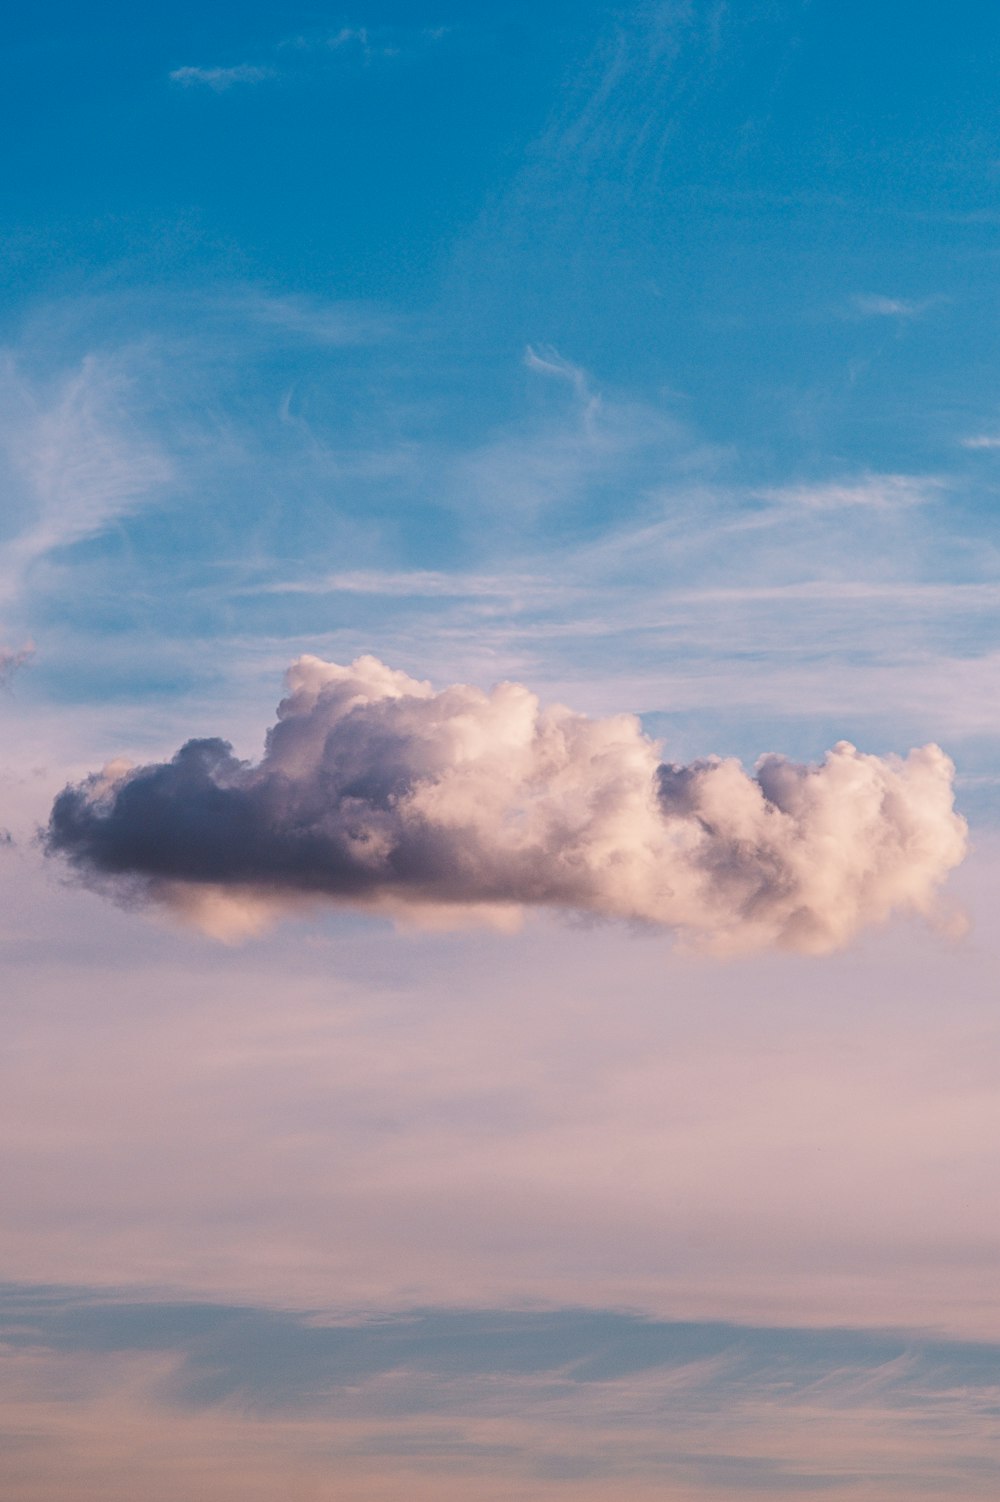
{"left": 45, "top": 656, "right": 967, "bottom": 951}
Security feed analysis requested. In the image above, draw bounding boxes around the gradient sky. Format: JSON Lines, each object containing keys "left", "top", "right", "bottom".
{"left": 2, "top": 3, "right": 1000, "bottom": 1499}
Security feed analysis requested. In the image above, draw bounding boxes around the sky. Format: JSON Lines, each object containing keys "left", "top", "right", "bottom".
{"left": 2, "top": 2, "right": 1000, "bottom": 1498}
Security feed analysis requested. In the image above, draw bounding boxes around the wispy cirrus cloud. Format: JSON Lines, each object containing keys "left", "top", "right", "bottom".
{"left": 850, "top": 292, "right": 941, "bottom": 319}
{"left": 0, "top": 322, "right": 992, "bottom": 828}
{"left": 7, "top": 1289, "right": 1000, "bottom": 1419}
{"left": 0, "top": 353, "right": 172, "bottom": 607}
{"left": 444, "top": 347, "right": 705, "bottom": 533}
{"left": 169, "top": 21, "right": 450, "bottom": 92}
{"left": 524, "top": 344, "right": 600, "bottom": 420}
{"left": 756, "top": 472, "right": 939, "bottom": 511}
{"left": 280, "top": 22, "right": 450, "bottom": 60}
{"left": 249, "top": 568, "right": 559, "bottom": 599}
{"left": 168, "top": 63, "right": 277, "bottom": 91}
{"left": 3, "top": 1288, "right": 1000, "bottom": 1501}
{"left": 223, "top": 289, "right": 393, "bottom": 345}
{"left": 293, "top": 25, "right": 378, "bottom": 58}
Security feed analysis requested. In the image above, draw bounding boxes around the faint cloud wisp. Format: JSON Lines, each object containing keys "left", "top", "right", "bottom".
{"left": 0, "top": 352, "right": 173, "bottom": 608}
{"left": 169, "top": 63, "right": 277, "bottom": 90}
{"left": 0, "top": 640, "right": 34, "bottom": 685}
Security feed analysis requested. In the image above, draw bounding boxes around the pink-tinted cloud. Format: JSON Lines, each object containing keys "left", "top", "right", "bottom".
{"left": 46, "top": 655, "right": 967, "bottom": 952}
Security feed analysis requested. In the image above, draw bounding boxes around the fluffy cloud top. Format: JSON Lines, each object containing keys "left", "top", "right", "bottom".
{"left": 46, "top": 655, "right": 967, "bottom": 951}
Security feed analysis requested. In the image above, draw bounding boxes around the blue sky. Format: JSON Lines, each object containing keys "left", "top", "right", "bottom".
{"left": 2, "top": 4, "right": 1000, "bottom": 1498}
{"left": 3, "top": 1, "right": 1000, "bottom": 799}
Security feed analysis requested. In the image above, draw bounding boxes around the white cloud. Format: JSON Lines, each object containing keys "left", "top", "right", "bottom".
{"left": 250, "top": 568, "right": 560, "bottom": 600}
{"left": 851, "top": 293, "right": 932, "bottom": 318}
{"left": 223, "top": 290, "right": 392, "bottom": 345}
{"left": 0, "top": 354, "right": 172, "bottom": 606}
{"left": 327, "top": 26, "right": 369, "bottom": 50}
{"left": 47, "top": 654, "right": 967, "bottom": 953}
{"left": 524, "top": 344, "right": 598, "bottom": 413}
{"left": 756, "top": 473, "right": 938, "bottom": 511}
{"left": 169, "top": 63, "right": 276, "bottom": 91}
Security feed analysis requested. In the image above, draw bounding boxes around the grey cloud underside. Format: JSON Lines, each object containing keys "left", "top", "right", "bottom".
{"left": 49, "top": 735, "right": 398, "bottom": 895}
{"left": 45, "top": 655, "right": 967, "bottom": 951}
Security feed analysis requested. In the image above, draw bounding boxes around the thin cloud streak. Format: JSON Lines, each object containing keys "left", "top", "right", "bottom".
{"left": 247, "top": 569, "right": 563, "bottom": 600}
{"left": 2, "top": 1291, "right": 1000, "bottom": 1501}
{"left": 755, "top": 473, "right": 940, "bottom": 511}
{"left": 169, "top": 64, "right": 277, "bottom": 90}
{"left": 850, "top": 293, "right": 937, "bottom": 319}
{"left": 0, "top": 641, "right": 34, "bottom": 685}
{"left": 0, "top": 353, "right": 172, "bottom": 606}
